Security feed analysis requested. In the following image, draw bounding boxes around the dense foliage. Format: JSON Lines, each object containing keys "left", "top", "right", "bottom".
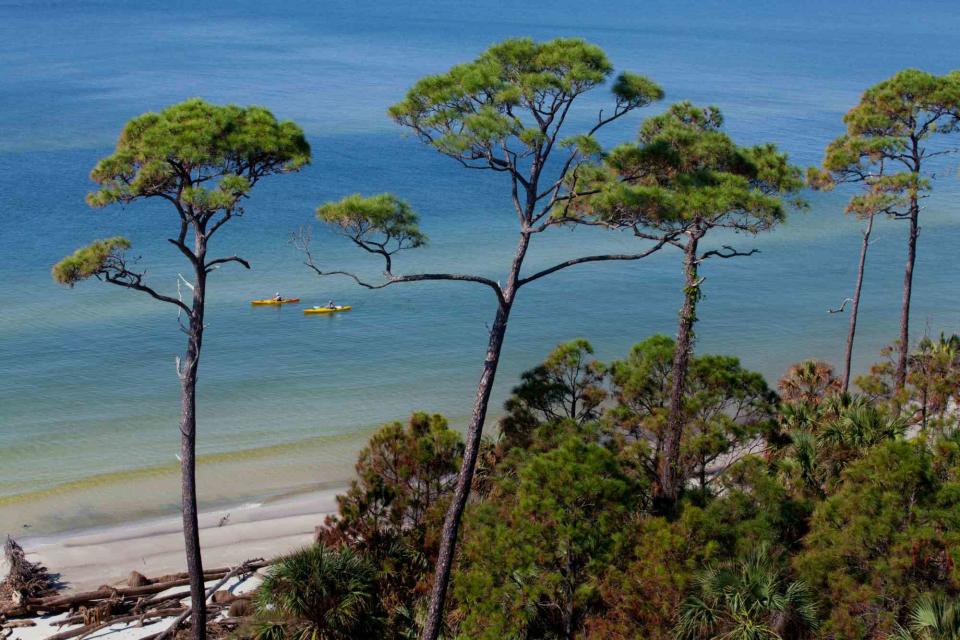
{"left": 263, "top": 331, "right": 960, "bottom": 640}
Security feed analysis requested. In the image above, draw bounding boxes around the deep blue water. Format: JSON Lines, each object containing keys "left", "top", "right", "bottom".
{"left": 1, "top": 0, "right": 959, "bottom": 523}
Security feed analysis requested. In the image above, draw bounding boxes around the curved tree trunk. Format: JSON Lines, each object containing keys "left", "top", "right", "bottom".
{"left": 841, "top": 213, "right": 874, "bottom": 393}
{"left": 895, "top": 199, "right": 919, "bottom": 391}
{"left": 657, "top": 234, "right": 700, "bottom": 513}
{"left": 421, "top": 233, "right": 529, "bottom": 640}
{"left": 181, "top": 253, "right": 207, "bottom": 640}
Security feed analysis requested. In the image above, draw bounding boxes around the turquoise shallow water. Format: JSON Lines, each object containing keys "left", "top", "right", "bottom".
{"left": 1, "top": 0, "right": 959, "bottom": 532}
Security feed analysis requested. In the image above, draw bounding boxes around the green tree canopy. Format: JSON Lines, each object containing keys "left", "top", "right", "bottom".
{"left": 498, "top": 339, "right": 606, "bottom": 452}
{"left": 568, "top": 101, "right": 803, "bottom": 235}
{"left": 795, "top": 438, "right": 960, "bottom": 638}
{"left": 453, "top": 437, "right": 640, "bottom": 639}
{"left": 88, "top": 97, "right": 309, "bottom": 210}
{"left": 318, "top": 412, "right": 463, "bottom": 557}
{"left": 315, "top": 413, "right": 463, "bottom": 634}
{"left": 51, "top": 237, "right": 131, "bottom": 286}
{"left": 54, "top": 98, "right": 310, "bottom": 303}
{"left": 388, "top": 37, "right": 662, "bottom": 171}
{"left": 606, "top": 335, "right": 776, "bottom": 497}
{"left": 810, "top": 69, "right": 960, "bottom": 389}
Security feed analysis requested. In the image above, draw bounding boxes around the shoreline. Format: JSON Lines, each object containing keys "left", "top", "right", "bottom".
{"left": 0, "top": 430, "right": 367, "bottom": 538}
{"left": 15, "top": 486, "right": 343, "bottom": 593}
{"left": 1, "top": 415, "right": 475, "bottom": 538}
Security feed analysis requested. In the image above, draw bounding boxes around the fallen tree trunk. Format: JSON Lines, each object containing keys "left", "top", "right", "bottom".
{"left": 3, "top": 548, "right": 266, "bottom": 640}
{"left": 0, "top": 620, "right": 35, "bottom": 629}
{"left": 5, "top": 560, "right": 268, "bottom": 616}
{"left": 33, "top": 558, "right": 262, "bottom": 640}
{"left": 45, "top": 607, "right": 186, "bottom": 640}
{"left": 151, "top": 559, "right": 260, "bottom": 640}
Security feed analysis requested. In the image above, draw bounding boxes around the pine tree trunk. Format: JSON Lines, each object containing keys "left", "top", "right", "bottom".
{"left": 657, "top": 234, "right": 700, "bottom": 513}
{"left": 181, "top": 256, "right": 207, "bottom": 640}
{"left": 562, "top": 576, "right": 575, "bottom": 640}
{"left": 895, "top": 199, "right": 919, "bottom": 390}
{"left": 421, "top": 300, "right": 511, "bottom": 639}
{"left": 421, "top": 229, "right": 531, "bottom": 640}
{"left": 841, "top": 213, "right": 874, "bottom": 393}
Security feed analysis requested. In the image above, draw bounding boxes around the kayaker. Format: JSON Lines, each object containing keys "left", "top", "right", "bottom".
{"left": 273, "top": 292, "right": 283, "bottom": 302}
{"left": 327, "top": 299, "right": 336, "bottom": 309}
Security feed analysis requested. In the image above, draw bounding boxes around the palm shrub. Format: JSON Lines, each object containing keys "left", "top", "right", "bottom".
{"left": 775, "top": 394, "right": 905, "bottom": 498}
{"left": 777, "top": 361, "right": 841, "bottom": 406}
{"left": 674, "top": 547, "right": 818, "bottom": 640}
{"left": 254, "top": 544, "right": 381, "bottom": 640}
{"left": 894, "top": 595, "right": 960, "bottom": 640}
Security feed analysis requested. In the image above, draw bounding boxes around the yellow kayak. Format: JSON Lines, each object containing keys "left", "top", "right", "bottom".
{"left": 304, "top": 305, "right": 352, "bottom": 314}
{"left": 251, "top": 297, "right": 301, "bottom": 305}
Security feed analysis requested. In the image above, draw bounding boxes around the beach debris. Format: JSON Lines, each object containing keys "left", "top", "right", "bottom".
{"left": 1, "top": 558, "right": 265, "bottom": 640}
{"left": 0, "top": 559, "right": 268, "bottom": 619}
{"left": 152, "top": 558, "right": 263, "bottom": 640}
{"left": 128, "top": 571, "right": 151, "bottom": 587}
{"left": 211, "top": 590, "right": 236, "bottom": 605}
{"left": 227, "top": 597, "right": 252, "bottom": 617}
{"left": 45, "top": 606, "right": 186, "bottom": 640}
{"left": 1, "top": 549, "right": 266, "bottom": 639}
{"left": 0, "top": 536, "right": 58, "bottom": 613}
{"left": 0, "top": 620, "right": 35, "bottom": 628}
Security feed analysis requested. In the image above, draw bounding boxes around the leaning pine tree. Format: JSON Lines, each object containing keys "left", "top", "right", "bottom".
{"left": 814, "top": 69, "right": 960, "bottom": 391}
{"left": 299, "top": 38, "right": 665, "bottom": 639}
{"left": 568, "top": 102, "right": 803, "bottom": 510}
{"left": 53, "top": 99, "right": 310, "bottom": 640}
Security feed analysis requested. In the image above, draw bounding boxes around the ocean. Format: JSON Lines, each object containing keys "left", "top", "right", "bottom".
{"left": 1, "top": 0, "right": 959, "bottom": 534}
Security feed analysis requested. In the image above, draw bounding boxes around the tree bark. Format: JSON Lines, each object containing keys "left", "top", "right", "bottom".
{"left": 421, "top": 301, "right": 510, "bottom": 639}
{"left": 657, "top": 233, "right": 700, "bottom": 513}
{"left": 421, "top": 234, "right": 529, "bottom": 640}
{"left": 180, "top": 242, "right": 207, "bottom": 640}
{"left": 841, "top": 213, "right": 874, "bottom": 393}
{"left": 895, "top": 199, "right": 919, "bottom": 390}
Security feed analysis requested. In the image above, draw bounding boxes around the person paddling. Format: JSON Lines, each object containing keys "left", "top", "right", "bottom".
{"left": 273, "top": 292, "right": 283, "bottom": 302}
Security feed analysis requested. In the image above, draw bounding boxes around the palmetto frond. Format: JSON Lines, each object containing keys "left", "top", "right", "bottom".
{"left": 254, "top": 545, "right": 380, "bottom": 640}
{"left": 895, "top": 595, "right": 960, "bottom": 640}
{"left": 674, "top": 547, "right": 818, "bottom": 640}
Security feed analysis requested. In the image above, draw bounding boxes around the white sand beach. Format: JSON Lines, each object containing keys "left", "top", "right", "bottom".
{"left": 18, "top": 488, "right": 341, "bottom": 592}
{"left": 4, "top": 489, "right": 341, "bottom": 639}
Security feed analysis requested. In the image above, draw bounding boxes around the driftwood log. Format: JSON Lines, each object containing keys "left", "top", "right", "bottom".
{"left": 150, "top": 559, "right": 261, "bottom": 640}
{"left": 1, "top": 560, "right": 269, "bottom": 617}
{"left": 44, "top": 607, "right": 186, "bottom": 640}
{"left": 1, "top": 536, "right": 266, "bottom": 640}
{"left": 2, "top": 555, "right": 266, "bottom": 640}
